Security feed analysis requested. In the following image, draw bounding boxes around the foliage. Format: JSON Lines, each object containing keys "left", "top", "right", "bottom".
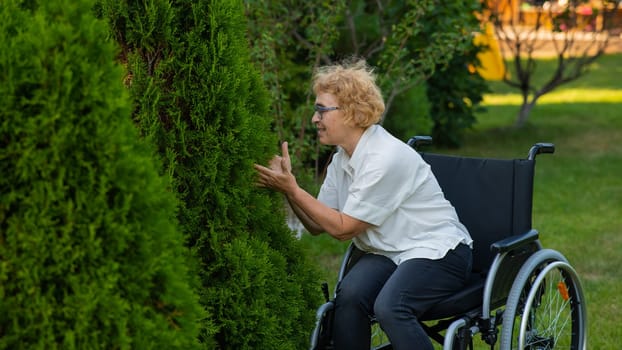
{"left": 344, "top": 1, "right": 481, "bottom": 112}
{"left": 381, "top": 84, "right": 432, "bottom": 142}
{"left": 489, "top": 0, "right": 622, "bottom": 127}
{"left": 96, "top": 0, "right": 322, "bottom": 348}
{"left": 426, "top": 21, "right": 490, "bottom": 147}
{"left": 427, "top": 61, "right": 489, "bottom": 148}
{"left": 344, "top": 0, "right": 488, "bottom": 147}
{"left": 244, "top": 0, "right": 346, "bottom": 187}
{"left": 246, "top": 0, "right": 487, "bottom": 181}
{"left": 0, "top": 0, "right": 203, "bottom": 348}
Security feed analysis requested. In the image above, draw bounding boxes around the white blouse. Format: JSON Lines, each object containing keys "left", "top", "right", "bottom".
{"left": 318, "top": 125, "right": 472, "bottom": 265}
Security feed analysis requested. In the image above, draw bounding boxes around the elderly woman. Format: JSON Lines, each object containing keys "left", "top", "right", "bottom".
{"left": 254, "top": 59, "right": 473, "bottom": 350}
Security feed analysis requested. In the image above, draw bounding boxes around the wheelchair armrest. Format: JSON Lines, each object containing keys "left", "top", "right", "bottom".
{"left": 310, "top": 301, "right": 335, "bottom": 350}
{"left": 490, "top": 229, "right": 539, "bottom": 253}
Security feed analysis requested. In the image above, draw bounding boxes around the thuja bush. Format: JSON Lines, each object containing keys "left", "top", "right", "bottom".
{"left": 0, "top": 0, "right": 203, "bottom": 348}
{"left": 96, "top": 0, "right": 322, "bottom": 348}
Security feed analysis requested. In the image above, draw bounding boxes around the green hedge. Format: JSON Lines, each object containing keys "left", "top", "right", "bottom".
{"left": 97, "top": 0, "right": 323, "bottom": 348}
{"left": 0, "top": 0, "right": 203, "bottom": 348}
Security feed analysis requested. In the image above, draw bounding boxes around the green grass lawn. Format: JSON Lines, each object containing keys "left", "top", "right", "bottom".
{"left": 299, "top": 53, "right": 622, "bottom": 348}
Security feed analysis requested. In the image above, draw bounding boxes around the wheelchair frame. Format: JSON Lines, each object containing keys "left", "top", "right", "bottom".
{"left": 310, "top": 137, "right": 587, "bottom": 350}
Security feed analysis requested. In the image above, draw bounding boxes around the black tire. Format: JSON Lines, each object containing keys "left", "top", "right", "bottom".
{"left": 500, "top": 249, "right": 587, "bottom": 349}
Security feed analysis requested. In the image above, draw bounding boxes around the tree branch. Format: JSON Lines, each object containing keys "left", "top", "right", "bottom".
{"left": 290, "top": 29, "right": 332, "bottom": 65}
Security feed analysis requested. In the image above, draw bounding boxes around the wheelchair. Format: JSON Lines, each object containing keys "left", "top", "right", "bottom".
{"left": 310, "top": 136, "right": 587, "bottom": 350}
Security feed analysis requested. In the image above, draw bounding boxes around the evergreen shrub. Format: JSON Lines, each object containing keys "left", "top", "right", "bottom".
{"left": 0, "top": 0, "right": 203, "bottom": 348}
{"left": 97, "top": 0, "right": 323, "bottom": 348}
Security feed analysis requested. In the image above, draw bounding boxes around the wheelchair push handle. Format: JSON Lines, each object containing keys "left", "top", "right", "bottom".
{"left": 527, "top": 143, "right": 555, "bottom": 160}
{"left": 406, "top": 135, "right": 433, "bottom": 150}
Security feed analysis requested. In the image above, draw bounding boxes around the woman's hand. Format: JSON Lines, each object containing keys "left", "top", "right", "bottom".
{"left": 254, "top": 142, "right": 298, "bottom": 195}
{"left": 254, "top": 142, "right": 370, "bottom": 239}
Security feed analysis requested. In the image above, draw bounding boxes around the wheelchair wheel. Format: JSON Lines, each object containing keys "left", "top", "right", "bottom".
{"left": 500, "top": 249, "right": 587, "bottom": 350}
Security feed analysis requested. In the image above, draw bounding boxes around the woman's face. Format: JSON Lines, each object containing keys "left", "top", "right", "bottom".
{"left": 313, "top": 92, "right": 347, "bottom": 146}
{"left": 313, "top": 92, "right": 365, "bottom": 155}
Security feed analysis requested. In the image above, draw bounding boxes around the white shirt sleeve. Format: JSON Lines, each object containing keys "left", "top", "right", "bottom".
{"left": 317, "top": 157, "right": 339, "bottom": 210}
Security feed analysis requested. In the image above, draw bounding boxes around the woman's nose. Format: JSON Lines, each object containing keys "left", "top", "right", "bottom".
{"left": 311, "top": 112, "right": 320, "bottom": 123}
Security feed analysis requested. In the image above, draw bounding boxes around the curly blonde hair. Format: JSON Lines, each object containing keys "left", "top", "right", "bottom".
{"left": 312, "top": 59, "right": 385, "bottom": 128}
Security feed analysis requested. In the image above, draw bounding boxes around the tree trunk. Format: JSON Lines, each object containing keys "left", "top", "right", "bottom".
{"left": 516, "top": 100, "right": 535, "bottom": 128}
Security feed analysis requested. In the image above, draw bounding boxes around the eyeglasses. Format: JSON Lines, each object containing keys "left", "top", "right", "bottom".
{"left": 314, "top": 104, "right": 339, "bottom": 120}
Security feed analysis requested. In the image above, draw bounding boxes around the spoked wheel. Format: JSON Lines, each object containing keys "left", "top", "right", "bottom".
{"left": 500, "top": 249, "right": 587, "bottom": 350}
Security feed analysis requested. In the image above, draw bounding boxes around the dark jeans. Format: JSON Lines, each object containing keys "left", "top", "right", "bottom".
{"left": 332, "top": 244, "right": 472, "bottom": 350}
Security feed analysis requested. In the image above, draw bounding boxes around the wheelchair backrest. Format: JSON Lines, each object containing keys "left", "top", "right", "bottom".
{"left": 420, "top": 153, "right": 535, "bottom": 274}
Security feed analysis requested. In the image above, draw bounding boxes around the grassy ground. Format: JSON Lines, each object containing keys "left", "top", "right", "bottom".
{"left": 299, "top": 53, "right": 622, "bottom": 348}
